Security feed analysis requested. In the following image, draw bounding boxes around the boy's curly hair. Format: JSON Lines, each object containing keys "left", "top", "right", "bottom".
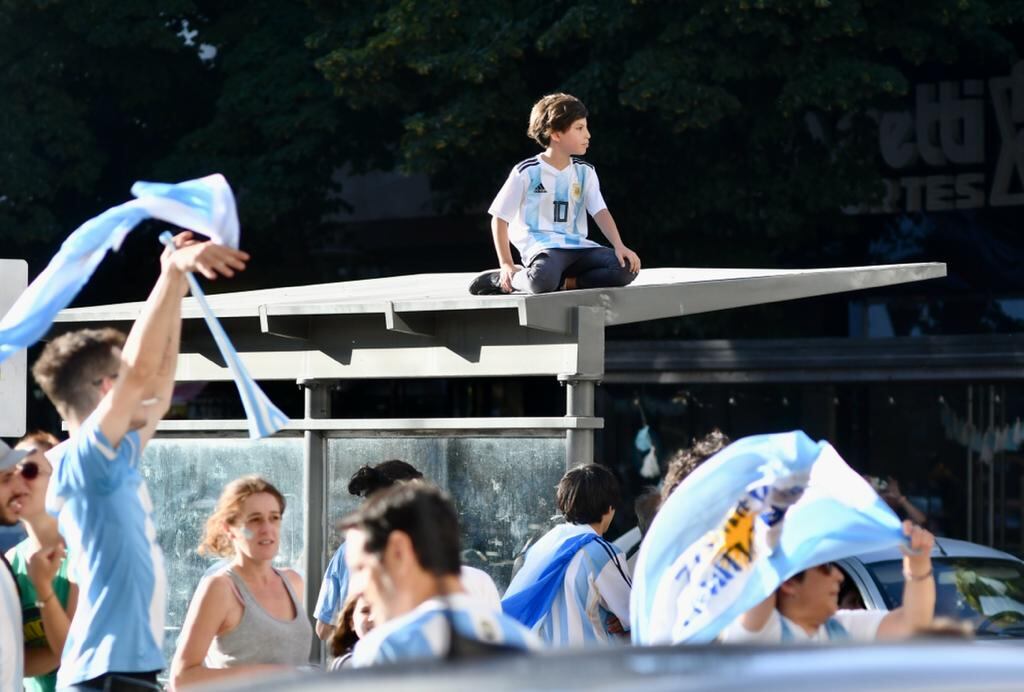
{"left": 527, "top": 93, "right": 588, "bottom": 147}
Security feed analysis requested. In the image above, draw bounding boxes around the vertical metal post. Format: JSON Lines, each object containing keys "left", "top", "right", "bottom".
{"left": 999, "top": 385, "right": 1007, "bottom": 547}
{"left": 561, "top": 307, "right": 605, "bottom": 471}
{"left": 967, "top": 384, "right": 973, "bottom": 542}
{"left": 989, "top": 385, "right": 996, "bottom": 546}
{"left": 564, "top": 376, "right": 598, "bottom": 469}
{"left": 300, "top": 379, "right": 329, "bottom": 663}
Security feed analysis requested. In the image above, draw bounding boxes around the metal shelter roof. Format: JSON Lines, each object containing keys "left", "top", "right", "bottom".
{"left": 52, "top": 263, "right": 947, "bottom": 382}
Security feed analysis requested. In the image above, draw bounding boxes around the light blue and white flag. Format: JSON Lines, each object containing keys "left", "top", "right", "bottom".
{"left": 0, "top": 173, "right": 288, "bottom": 439}
{"left": 0, "top": 174, "right": 238, "bottom": 364}
{"left": 501, "top": 531, "right": 599, "bottom": 628}
{"left": 630, "top": 430, "right": 904, "bottom": 645}
{"left": 158, "top": 231, "right": 287, "bottom": 439}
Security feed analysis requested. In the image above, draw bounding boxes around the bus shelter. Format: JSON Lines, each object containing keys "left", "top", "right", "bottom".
{"left": 50, "top": 262, "right": 945, "bottom": 660}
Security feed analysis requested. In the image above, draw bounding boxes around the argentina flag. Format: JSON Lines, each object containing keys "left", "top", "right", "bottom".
{"left": 157, "top": 231, "right": 288, "bottom": 439}
{"left": 630, "top": 431, "right": 904, "bottom": 645}
{"left": 0, "top": 173, "right": 238, "bottom": 364}
{"left": 0, "top": 174, "right": 288, "bottom": 439}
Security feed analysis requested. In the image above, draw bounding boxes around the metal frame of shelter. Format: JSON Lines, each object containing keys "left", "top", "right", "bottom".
{"left": 51, "top": 262, "right": 946, "bottom": 620}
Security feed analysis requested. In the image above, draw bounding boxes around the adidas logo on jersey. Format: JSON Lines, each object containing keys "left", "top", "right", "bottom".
{"left": 532, "top": 183, "right": 547, "bottom": 193}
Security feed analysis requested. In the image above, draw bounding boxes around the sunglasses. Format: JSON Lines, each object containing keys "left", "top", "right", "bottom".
{"left": 18, "top": 461, "right": 44, "bottom": 480}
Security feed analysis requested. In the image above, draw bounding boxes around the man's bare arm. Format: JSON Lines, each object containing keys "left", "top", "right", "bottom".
{"left": 98, "top": 232, "right": 248, "bottom": 449}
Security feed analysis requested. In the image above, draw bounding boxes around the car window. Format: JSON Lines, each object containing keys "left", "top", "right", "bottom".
{"left": 865, "top": 558, "right": 1024, "bottom": 637}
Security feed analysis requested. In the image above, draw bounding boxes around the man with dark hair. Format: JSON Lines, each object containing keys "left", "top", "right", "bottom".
{"left": 661, "top": 429, "right": 731, "bottom": 506}
{"left": 342, "top": 483, "right": 536, "bottom": 665}
{"left": 0, "top": 440, "right": 33, "bottom": 690}
{"left": 722, "top": 521, "right": 936, "bottom": 643}
{"left": 32, "top": 232, "right": 247, "bottom": 690}
{"left": 315, "top": 460, "right": 500, "bottom": 640}
{"left": 502, "top": 464, "right": 631, "bottom": 646}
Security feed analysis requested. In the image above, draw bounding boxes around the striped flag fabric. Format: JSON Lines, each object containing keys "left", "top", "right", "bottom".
{"left": 630, "top": 430, "right": 904, "bottom": 645}
{"left": 158, "top": 231, "right": 288, "bottom": 439}
{"left": 0, "top": 173, "right": 288, "bottom": 439}
{"left": 0, "top": 174, "right": 238, "bottom": 364}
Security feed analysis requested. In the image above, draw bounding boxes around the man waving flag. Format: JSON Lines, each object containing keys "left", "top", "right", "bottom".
{"left": 0, "top": 174, "right": 287, "bottom": 438}
{"left": 630, "top": 431, "right": 906, "bottom": 645}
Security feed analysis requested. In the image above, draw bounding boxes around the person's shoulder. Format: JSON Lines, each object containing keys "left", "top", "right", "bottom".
{"left": 357, "top": 602, "right": 435, "bottom": 659}
{"left": 571, "top": 156, "right": 596, "bottom": 171}
{"left": 326, "top": 543, "right": 347, "bottom": 568}
{"left": 832, "top": 608, "right": 887, "bottom": 641}
{"left": 835, "top": 608, "right": 887, "bottom": 623}
{"left": 512, "top": 155, "right": 541, "bottom": 175}
{"left": 201, "top": 570, "right": 234, "bottom": 596}
{"left": 74, "top": 412, "right": 140, "bottom": 462}
{"left": 586, "top": 535, "right": 626, "bottom": 562}
{"left": 280, "top": 568, "right": 304, "bottom": 592}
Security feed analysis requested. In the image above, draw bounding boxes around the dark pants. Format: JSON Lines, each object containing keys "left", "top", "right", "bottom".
{"left": 66, "top": 671, "right": 161, "bottom": 691}
{"left": 511, "top": 247, "right": 637, "bottom": 294}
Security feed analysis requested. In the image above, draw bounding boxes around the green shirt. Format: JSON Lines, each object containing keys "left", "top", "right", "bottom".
{"left": 10, "top": 538, "right": 72, "bottom": 692}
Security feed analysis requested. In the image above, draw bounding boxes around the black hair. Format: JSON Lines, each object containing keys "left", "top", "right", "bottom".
{"left": 347, "top": 459, "right": 423, "bottom": 498}
{"left": 556, "top": 464, "right": 621, "bottom": 525}
{"left": 340, "top": 482, "right": 461, "bottom": 577}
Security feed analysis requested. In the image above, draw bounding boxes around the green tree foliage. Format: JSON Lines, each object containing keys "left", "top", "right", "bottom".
{"left": 309, "top": 0, "right": 1024, "bottom": 265}
{"left": 0, "top": 0, "right": 352, "bottom": 289}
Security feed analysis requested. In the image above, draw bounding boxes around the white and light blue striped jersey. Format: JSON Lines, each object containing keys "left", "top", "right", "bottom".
{"left": 489, "top": 155, "right": 607, "bottom": 264}
{"left": 508, "top": 523, "right": 632, "bottom": 647}
{"left": 318, "top": 543, "right": 500, "bottom": 626}
{"left": 47, "top": 413, "right": 166, "bottom": 687}
{"left": 351, "top": 593, "right": 539, "bottom": 667}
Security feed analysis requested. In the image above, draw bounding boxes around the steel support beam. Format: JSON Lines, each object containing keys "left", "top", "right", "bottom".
{"left": 562, "top": 307, "right": 606, "bottom": 469}
{"left": 300, "top": 379, "right": 330, "bottom": 663}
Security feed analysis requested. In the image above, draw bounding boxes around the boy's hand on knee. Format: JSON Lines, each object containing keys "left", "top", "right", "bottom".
{"left": 499, "top": 263, "right": 520, "bottom": 292}
{"left": 614, "top": 244, "right": 642, "bottom": 273}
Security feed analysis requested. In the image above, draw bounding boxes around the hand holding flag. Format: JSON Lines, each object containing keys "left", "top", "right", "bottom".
{"left": 158, "top": 231, "right": 288, "bottom": 439}
{"left": 630, "top": 431, "right": 905, "bottom": 645}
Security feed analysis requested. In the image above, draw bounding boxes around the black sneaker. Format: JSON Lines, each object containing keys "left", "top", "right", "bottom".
{"left": 468, "top": 269, "right": 504, "bottom": 295}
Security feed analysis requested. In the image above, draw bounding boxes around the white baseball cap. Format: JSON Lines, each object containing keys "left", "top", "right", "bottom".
{"left": 0, "top": 440, "right": 32, "bottom": 472}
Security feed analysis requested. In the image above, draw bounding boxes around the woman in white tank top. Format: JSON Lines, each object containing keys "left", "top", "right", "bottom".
{"left": 170, "top": 476, "right": 313, "bottom": 690}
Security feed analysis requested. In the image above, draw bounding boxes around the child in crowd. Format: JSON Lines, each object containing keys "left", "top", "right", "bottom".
{"left": 502, "top": 464, "right": 632, "bottom": 646}
{"left": 470, "top": 93, "right": 641, "bottom": 295}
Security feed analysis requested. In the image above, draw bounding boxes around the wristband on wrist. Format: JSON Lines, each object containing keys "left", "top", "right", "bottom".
{"left": 34, "top": 591, "right": 56, "bottom": 609}
{"left": 903, "top": 568, "right": 933, "bottom": 582}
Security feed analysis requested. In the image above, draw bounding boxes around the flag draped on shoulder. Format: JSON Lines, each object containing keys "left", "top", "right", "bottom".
{"left": 501, "top": 531, "right": 598, "bottom": 628}
{"left": 0, "top": 174, "right": 239, "bottom": 364}
{"left": 630, "top": 430, "right": 904, "bottom": 645}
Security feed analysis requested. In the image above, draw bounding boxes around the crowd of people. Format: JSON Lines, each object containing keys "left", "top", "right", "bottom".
{"left": 0, "top": 93, "right": 944, "bottom": 690}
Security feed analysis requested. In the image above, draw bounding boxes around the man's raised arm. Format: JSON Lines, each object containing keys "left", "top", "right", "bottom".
{"left": 97, "top": 232, "right": 248, "bottom": 448}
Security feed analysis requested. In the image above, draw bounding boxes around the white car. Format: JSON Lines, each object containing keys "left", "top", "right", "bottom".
{"left": 837, "top": 537, "right": 1024, "bottom": 639}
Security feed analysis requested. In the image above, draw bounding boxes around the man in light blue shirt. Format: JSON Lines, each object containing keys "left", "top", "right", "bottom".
{"left": 343, "top": 483, "right": 538, "bottom": 666}
{"left": 32, "top": 233, "right": 248, "bottom": 690}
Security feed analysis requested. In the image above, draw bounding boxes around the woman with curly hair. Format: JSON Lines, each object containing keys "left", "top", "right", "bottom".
{"left": 170, "top": 476, "right": 312, "bottom": 689}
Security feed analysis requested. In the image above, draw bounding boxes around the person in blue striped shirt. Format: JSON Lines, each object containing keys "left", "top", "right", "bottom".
{"left": 31, "top": 232, "right": 248, "bottom": 690}
{"left": 342, "top": 483, "right": 539, "bottom": 666}
{"left": 469, "top": 93, "right": 641, "bottom": 295}
{"left": 502, "top": 464, "right": 632, "bottom": 647}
